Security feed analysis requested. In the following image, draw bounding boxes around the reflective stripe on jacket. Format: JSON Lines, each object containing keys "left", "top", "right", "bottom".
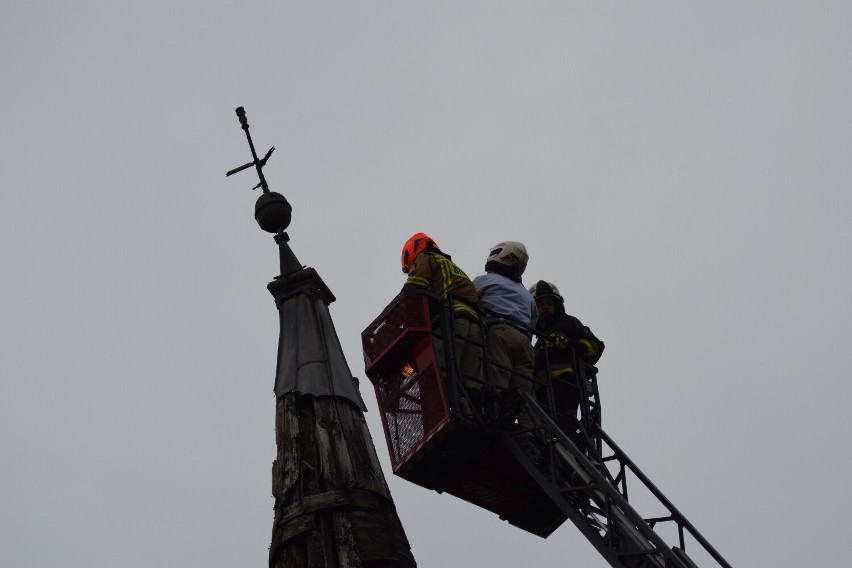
{"left": 533, "top": 314, "right": 604, "bottom": 383}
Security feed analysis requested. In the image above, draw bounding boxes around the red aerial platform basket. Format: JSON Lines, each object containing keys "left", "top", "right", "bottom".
{"left": 362, "top": 293, "right": 567, "bottom": 538}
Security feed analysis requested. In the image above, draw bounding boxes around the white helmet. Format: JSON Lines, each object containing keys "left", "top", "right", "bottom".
{"left": 486, "top": 241, "right": 529, "bottom": 275}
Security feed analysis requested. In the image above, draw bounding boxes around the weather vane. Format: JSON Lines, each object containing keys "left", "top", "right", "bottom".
{"left": 226, "top": 106, "right": 292, "bottom": 234}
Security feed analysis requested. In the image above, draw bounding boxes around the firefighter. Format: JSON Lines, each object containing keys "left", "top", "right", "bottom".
{"left": 473, "top": 241, "right": 538, "bottom": 424}
{"left": 401, "top": 233, "right": 483, "bottom": 399}
{"left": 528, "top": 280, "right": 605, "bottom": 435}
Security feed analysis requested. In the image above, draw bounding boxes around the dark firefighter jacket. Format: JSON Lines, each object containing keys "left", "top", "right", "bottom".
{"left": 402, "top": 249, "right": 480, "bottom": 322}
{"left": 533, "top": 311, "right": 604, "bottom": 385}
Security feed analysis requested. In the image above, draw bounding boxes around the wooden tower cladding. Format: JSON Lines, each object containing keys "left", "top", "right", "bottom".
{"left": 267, "top": 264, "right": 416, "bottom": 568}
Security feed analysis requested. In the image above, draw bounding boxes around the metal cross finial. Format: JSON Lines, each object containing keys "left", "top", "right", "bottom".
{"left": 226, "top": 106, "right": 293, "bottom": 237}
{"left": 226, "top": 106, "right": 275, "bottom": 192}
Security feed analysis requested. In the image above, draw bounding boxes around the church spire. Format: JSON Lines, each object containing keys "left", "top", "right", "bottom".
{"left": 227, "top": 108, "right": 416, "bottom": 567}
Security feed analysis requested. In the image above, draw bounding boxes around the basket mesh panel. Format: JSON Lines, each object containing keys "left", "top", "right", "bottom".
{"left": 380, "top": 364, "right": 444, "bottom": 466}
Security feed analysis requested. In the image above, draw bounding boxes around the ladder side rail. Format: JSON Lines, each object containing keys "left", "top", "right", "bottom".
{"left": 573, "top": 348, "right": 594, "bottom": 433}
{"left": 533, "top": 339, "right": 602, "bottom": 452}
{"left": 571, "top": 355, "right": 607, "bottom": 463}
{"left": 588, "top": 368, "right": 604, "bottom": 457}
{"left": 551, "top": 446, "right": 671, "bottom": 568}
{"left": 594, "top": 427, "right": 733, "bottom": 568}
{"left": 531, "top": 327, "right": 579, "bottom": 440}
{"left": 517, "top": 394, "right": 691, "bottom": 568}
{"left": 501, "top": 437, "right": 638, "bottom": 568}
{"left": 435, "top": 296, "right": 464, "bottom": 420}
{"left": 567, "top": 345, "right": 731, "bottom": 568}
{"left": 577, "top": 360, "right": 603, "bottom": 435}
{"left": 436, "top": 294, "right": 502, "bottom": 429}
{"left": 443, "top": 294, "right": 494, "bottom": 392}
{"left": 536, "top": 329, "right": 559, "bottom": 436}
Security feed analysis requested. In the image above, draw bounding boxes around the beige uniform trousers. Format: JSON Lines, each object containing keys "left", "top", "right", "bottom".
{"left": 486, "top": 323, "right": 535, "bottom": 427}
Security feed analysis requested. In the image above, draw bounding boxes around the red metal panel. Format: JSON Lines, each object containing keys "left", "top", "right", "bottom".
{"left": 362, "top": 295, "right": 431, "bottom": 371}
{"left": 362, "top": 294, "right": 449, "bottom": 470}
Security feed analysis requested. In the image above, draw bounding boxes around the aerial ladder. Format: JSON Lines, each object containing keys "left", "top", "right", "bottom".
{"left": 361, "top": 291, "right": 732, "bottom": 568}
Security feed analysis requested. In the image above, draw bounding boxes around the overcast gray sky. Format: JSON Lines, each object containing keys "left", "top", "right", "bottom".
{"left": 2, "top": 2, "right": 851, "bottom": 566}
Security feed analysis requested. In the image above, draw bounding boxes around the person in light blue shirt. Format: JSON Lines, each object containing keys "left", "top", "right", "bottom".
{"left": 473, "top": 241, "right": 537, "bottom": 425}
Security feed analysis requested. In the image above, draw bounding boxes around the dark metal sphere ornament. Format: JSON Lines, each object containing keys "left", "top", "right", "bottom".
{"left": 255, "top": 191, "right": 292, "bottom": 233}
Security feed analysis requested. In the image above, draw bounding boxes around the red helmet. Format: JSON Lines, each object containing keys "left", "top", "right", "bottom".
{"left": 401, "top": 232, "right": 438, "bottom": 273}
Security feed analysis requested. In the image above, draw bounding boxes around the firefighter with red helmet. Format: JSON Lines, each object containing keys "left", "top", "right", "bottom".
{"left": 528, "top": 280, "right": 605, "bottom": 434}
{"left": 401, "top": 233, "right": 483, "bottom": 394}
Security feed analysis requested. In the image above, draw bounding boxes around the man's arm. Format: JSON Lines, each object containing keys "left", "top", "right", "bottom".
{"left": 556, "top": 315, "right": 604, "bottom": 364}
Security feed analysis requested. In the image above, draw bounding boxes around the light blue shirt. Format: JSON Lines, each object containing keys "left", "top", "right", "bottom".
{"left": 473, "top": 272, "right": 538, "bottom": 332}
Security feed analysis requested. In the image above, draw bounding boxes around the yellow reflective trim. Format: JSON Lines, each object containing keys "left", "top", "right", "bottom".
{"left": 453, "top": 302, "right": 480, "bottom": 321}
{"left": 551, "top": 367, "right": 575, "bottom": 377}
{"left": 579, "top": 339, "right": 597, "bottom": 358}
{"left": 436, "top": 256, "right": 452, "bottom": 294}
{"left": 536, "top": 366, "right": 575, "bottom": 385}
{"left": 405, "top": 275, "right": 430, "bottom": 288}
